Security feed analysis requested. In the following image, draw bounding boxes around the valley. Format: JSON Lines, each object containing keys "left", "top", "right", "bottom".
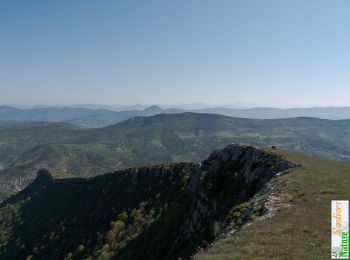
{"left": 1, "top": 113, "right": 350, "bottom": 198}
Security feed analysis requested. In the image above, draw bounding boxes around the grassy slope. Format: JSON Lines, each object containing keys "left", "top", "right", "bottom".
{"left": 0, "top": 190, "right": 15, "bottom": 202}
{"left": 47, "top": 168, "right": 74, "bottom": 179}
{"left": 0, "top": 122, "right": 79, "bottom": 164}
{"left": 195, "top": 149, "right": 350, "bottom": 259}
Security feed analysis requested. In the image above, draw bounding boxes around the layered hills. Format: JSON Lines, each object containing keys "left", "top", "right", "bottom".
{"left": 0, "top": 106, "right": 180, "bottom": 128}
{"left": 2, "top": 105, "right": 350, "bottom": 129}
{"left": 1, "top": 113, "right": 350, "bottom": 198}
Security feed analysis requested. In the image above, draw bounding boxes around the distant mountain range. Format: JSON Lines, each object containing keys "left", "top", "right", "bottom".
{"left": 0, "top": 105, "right": 180, "bottom": 128}
{"left": 0, "top": 112, "right": 350, "bottom": 198}
{"left": 195, "top": 106, "right": 350, "bottom": 120}
{"left": 1, "top": 105, "right": 350, "bottom": 128}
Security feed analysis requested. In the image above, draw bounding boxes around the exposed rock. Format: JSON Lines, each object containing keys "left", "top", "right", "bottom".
{"left": 165, "top": 144, "right": 297, "bottom": 258}
{"left": 35, "top": 169, "right": 54, "bottom": 183}
{"left": 0, "top": 144, "right": 297, "bottom": 260}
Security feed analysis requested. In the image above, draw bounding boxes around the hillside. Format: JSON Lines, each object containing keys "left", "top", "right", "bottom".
{"left": 0, "top": 106, "right": 350, "bottom": 128}
{"left": 0, "top": 145, "right": 296, "bottom": 259}
{"left": 1, "top": 113, "right": 350, "bottom": 197}
{"left": 195, "top": 107, "right": 350, "bottom": 120}
{"left": 195, "top": 148, "right": 350, "bottom": 259}
{"left": 1, "top": 144, "right": 349, "bottom": 259}
{"left": 2, "top": 106, "right": 350, "bottom": 129}
{"left": 0, "top": 106, "right": 181, "bottom": 128}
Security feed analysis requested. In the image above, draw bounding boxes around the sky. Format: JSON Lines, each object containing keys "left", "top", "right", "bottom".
{"left": 0, "top": 0, "right": 349, "bottom": 108}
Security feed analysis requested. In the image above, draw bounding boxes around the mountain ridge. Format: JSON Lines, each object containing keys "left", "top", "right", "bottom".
{"left": 2, "top": 105, "right": 350, "bottom": 128}
{"left": 1, "top": 112, "right": 350, "bottom": 197}
{"left": 0, "top": 144, "right": 296, "bottom": 259}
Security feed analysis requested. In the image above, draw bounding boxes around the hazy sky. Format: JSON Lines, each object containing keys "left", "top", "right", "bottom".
{"left": 1, "top": 0, "right": 349, "bottom": 108}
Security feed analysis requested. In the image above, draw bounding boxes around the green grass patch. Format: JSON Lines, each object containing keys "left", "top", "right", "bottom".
{"left": 0, "top": 190, "right": 15, "bottom": 201}
{"left": 215, "top": 131, "right": 264, "bottom": 138}
{"left": 194, "top": 150, "right": 350, "bottom": 259}
{"left": 47, "top": 168, "right": 74, "bottom": 179}
{"left": 150, "top": 138, "right": 164, "bottom": 148}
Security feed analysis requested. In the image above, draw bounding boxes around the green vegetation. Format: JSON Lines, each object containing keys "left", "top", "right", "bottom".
{"left": 0, "top": 190, "right": 15, "bottom": 202}
{"left": 0, "top": 145, "right": 295, "bottom": 259}
{"left": 215, "top": 130, "right": 264, "bottom": 138}
{"left": 194, "top": 148, "right": 350, "bottom": 259}
{"left": 47, "top": 168, "right": 74, "bottom": 179}
{"left": 1, "top": 113, "right": 350, "bottom": 195}
{"left": 0, "top": 143, "right": 349, "bottom": 259}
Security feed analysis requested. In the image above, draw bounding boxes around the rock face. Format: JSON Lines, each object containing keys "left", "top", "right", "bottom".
{"left": 162, "top": 145, "right": 296, "bottom": 258}
{"left": 35, "top": 169, "right": 54, "bottom": 183}
{"left": 0, "top": 144, "right": 296, "bottom": 260}
{"left": 0, "top": 176, "right": 33, "bottom": 192}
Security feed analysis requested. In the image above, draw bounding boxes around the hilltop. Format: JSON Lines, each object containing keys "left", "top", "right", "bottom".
{"left": 195, "top": 148, "right": 350, "bottom": 259}
{"left": 0, "top": 113, "right": 350, "bottom": 198}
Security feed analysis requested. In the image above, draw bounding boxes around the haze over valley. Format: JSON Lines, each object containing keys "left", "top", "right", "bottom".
{"left": 1, "top": 105, "right": 350, "bottom": 128}
{"left": 1, "top": 1, "right": 349, "bottom": 259}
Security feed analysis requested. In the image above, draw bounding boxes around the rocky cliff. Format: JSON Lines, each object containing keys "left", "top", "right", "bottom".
{"left": 0, "top": 144, "right": 296, "bottom": 259}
